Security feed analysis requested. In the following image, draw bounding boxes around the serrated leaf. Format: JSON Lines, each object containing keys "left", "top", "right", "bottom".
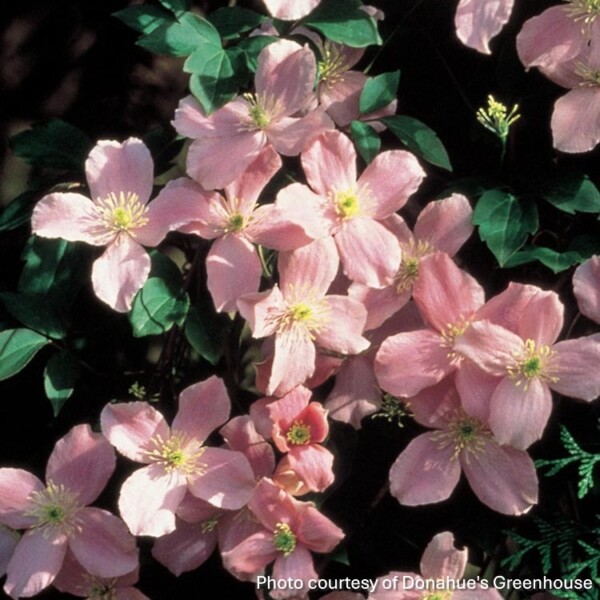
{"left": 504, "top": 247, "right": 582, "bottom": 273}
{"left": 208, "top": 7, "right": 266, "bottom": 41}
{"left": 350, "top": 121, "right": 380, "bottom": 164}
{"left": 359, "top": 70, "right": 400, "bottom": 115}
{"left": 381, "top": 115, "right": 452, "bottom": 171}
{"left": 9, "top": 120, "right": 92, "bottom": 171}
{"left": 185, "top": 305, "right": 230, "bottom": 365}
{"left": 542, "top": 173, "right": 600, "bottom": 214}
{"left": 0, "top": 191, "right": 37, "bottom": 232}
{"left": 112, "top": 5, "right": 171, "bottom": 34}
{"left": 303, "top": 0, "right": 382, "bottom": 48}
{"left": 129, "top": 253, "right": 189, "bottom": 337}
{"left": 44, "top": 351, "right": 79, "bottom": 416}
{"left": 0, "top": 293, "right": 65, "bottom": 339}
{"left": 473, "top": 191, "right": 538, "bottom": 266}
{"left": 0, "top": 328, "right": 50, "bottom": 381}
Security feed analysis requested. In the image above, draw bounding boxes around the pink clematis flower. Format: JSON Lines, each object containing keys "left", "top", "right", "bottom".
{"left": 173, "top": 39, "right": 332, "bottom": 190}
{"left": 573, "top": 255, "right": 600, "bottom": 323}
{"left": 238, "top": 236, "right": 370, "bottom": 396}
{"left": 0, "top": 424, "right": 138, "bottom": 598}
{"left": 31, "top": 138, "right": 188, "bottom": 312}
{"left": 262, "top": 0, "right": 321, "bottom": 20}
{"left": 387, "top": 377, "right": 538, "bottom": 515}
{"left": 370, "top": 531, "right": 503, "bottom": 599}
{"left": 100, "top": 376, "right": 256, "bottom": 537}
{"left": 277, "top": 130, "right": 425, "bottom": 288}
{"left": 221, "top": 478, "right": 345, "bottom": 599}
{"left": 455, "top": 0, "right": 515, "bottom": 54}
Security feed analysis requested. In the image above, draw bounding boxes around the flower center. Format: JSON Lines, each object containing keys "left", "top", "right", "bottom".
{"left": 334, "top": 189, "right": 361, "bottom": 219}
{"left": 243, "top": 93, "right": 279, "bottom": 130}
{"left": 144, "top": 431, "right": 207, "bottom": 475}
{"left": 565, "top": 0, "right": 600, "bottom": 23}
{"left": 507, "top": 339, "right": 558, "bottom": 390}
{"left": 273, "top": 522, "right": 297, "bottom": 556}
{"left": 24, "top": 481, "right": 82, "bottom": 535}
{"left": 431, "top": 413, "right": 491, "bottom": 461}
{"left": 89, "top": 582, "right": 117, "bottom": 600}
{"left": 318, "top": 42, "right": 349, "bottom": 87}
{"left": 226, "top": 212, "right": 247, "bottom": 233}
{"left": 201, "top": 516, "right": 220, "bottom": 533}
{"left": 576, "top": 62, "right": 600, "bottom": 87}
{"left": 422, "top": 592, "right": 453, "bottom": 600}
{"left": 439, "top": 319, "right": 470, "bottom": 362}
{"left": 95, "top": 192, "right": 149, "bottom": 238}
{"left": 286, "top": 421, "right": 311, "bottom": 445}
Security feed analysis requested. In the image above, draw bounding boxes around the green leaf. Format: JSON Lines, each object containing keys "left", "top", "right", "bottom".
{"left": 350, "top": 121, "right": 380, "bottom": 164}
{"left": 0, "top": 328, "right": 50, "bottom": 381}
{"left": 129, "top": 253, "right": 189, "bottom": 337}
{"left": 473, "top": 190, "right": 538, "bottom": 266}
{"left": 44, "top": 351, "right": 79, "bottom": 416}
{"left": 541, "top": 173, "right": 600, "bottom": 214}
{"left": 136, "top": 18, "right": 197, "bottom": 56}
{"left": 303, "top": 0, "right": 382, "bottom": 48}
{"left": 19, "top": 237, "right": 88, "bottom": 307}
{"left": 504, "top": 247, "right": 582, "bottom": 273}
{"left": 208, "top": 7, "right": 266, "bottom": 41}
{"left": 235, "top": 35, "right": 278, "bottom": 73}
{"left": 112, "top": 5, "right": 171, "bottom": 34}
{"left": 0, "top": 191, "right": 37, "bottom": 232}
{"left": 381, "top": 115, "right": 452, "bottom": 171}
{"left": 0, "top": 293, "right": 65, "bottom": 339}
{"left": 157, "top": 0, "right": 189, "bottom": 17}
{"left": 359, "top": 70, "right": 400, "bottom": 115}
{"left": 185, "top": 305, "right": 230, "bottom": 365}
{"left": 9, "top": 120, "right": 92, "bottom": 171}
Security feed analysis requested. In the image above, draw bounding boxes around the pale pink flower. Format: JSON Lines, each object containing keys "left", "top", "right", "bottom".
{"left": 387, "top": 377, "right": 538, "bottom": 515}
{"left": 0, "top": 526, "right": 18, "bottom": 579}
{"left": 251, "top": 386, "right": 334, "bottom": 493}
{"left": 238, "top": 237, "right": 370, "bottom": 395}
{"left": 573, "top": 255, "right": 600, "bottom": 323}
{"left": 369, "top": 531, "right": 503, "bottom": 599}
{"left": 0, "top": 425, "right": 138, "bottom": 598}
{"left": 221, "top": 478, "right": 344, "bottom": 599}
{"left": 350, "top": 194, "right": 473, "bottom": 330}
{"left": 455, "top": 0, "right": 515, "bottom": 54}
{"left": 53, "top": 551, "right": 149, "bottom": 600}
{"left": 173, "top": 39, "right": 332, "bottom": 190}
{"left": 277, "top": 130, "right": 425, "bottom": 287}
{"left": 262, "top": 0, "right": 321, "bottom": 20}
{"left": 31, "top": 138, "right": 188, "bottom": 312}
{"left": 100, "top": 376, "right": 256, "bottom": 537}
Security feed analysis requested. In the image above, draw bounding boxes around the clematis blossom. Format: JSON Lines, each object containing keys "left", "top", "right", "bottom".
{"left": 455, "top": 0, "right": 515, "bottom": 54}
{"left": 31, "top": 138, "right": 189, "bottom": 312}
{"left": 101, "top": 376, "right": 256, "bottom": 537}
{"left": 573, "top": 255, "right": 600, "bottom": 323}
{"left": 262, "top": 0, "right": 321, "bottom": 20}
{"left": 0, "top": 425, "right": 138, "bottom": 598}
{"left": 173, "top": 39, "right": 332, "bottom": 190}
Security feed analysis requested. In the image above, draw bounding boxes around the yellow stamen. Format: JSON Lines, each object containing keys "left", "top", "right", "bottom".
{"left": 431, "top": 412, "right": 491, "bottom": 462}
{"left": 273, "top": 522, "right": 297, "bottom": 556}
{"left": 24, "top": 481, "right": 82, "bottom": 537}
{"left": 506, "top": 339, "right": 558, "bottom": 390}
{"left": 286, "top": 421, "right": 311, "bottom": 445}
{"left": 95, "top": 191, "right": 149, "bottom": 240}
{"left": 144, "top": 431, "right": 207, "bottom": 475}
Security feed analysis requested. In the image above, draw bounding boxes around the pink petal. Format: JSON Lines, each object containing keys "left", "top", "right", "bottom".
{"left": 370, "top": 572, "right": 422, "bottom": 600}
{"left": 4, "top": 529, "right": 67, "bottom": 598}
{"left": 413, "top": 194, "right": 473, "bottom": 256}
{"left": 188, "top": 447, "right": 255, "bottom": 510}
{"left": 296, "top": 505, "right": 344, "bottom": 553}
{"left": 420, "top": 531, "right": 467, "bottom": 580}
{"left": 389, "top": 433, "right": 461, "bottom": 506}
{"left": 261, "top": 0, "right": 320, "bottom": 20}
{"left": 375, "top": 329, "right": 456, "bottom": 397}
{"left": 51, "top": 550, "right": 93, "bottom": 596}
{"left": 100, "top": 401, "right": 170, "bottom": 463}
{"left": 118, "top": 464, "right": 187, "bottom": 537}
{"left": 455, "top": 361, "right": 498, "bottom": 423}
{"left": 413, "top": 253, "right": 484, "bottom": 332}
{"left": 85, "top": 138, "right": 153, "bottom": 205}
{"left": 409, "top": 376, "right": 461, "bottom": 429}
{"left": 455, "top": 0, "right": 514, "bottom": 54}
{"left": 314, "top": 295, "right": 369, "bottom": 354}
{"left": 462, "top": 440, "right": 538, "bottom": 515}
{"left": 268, "top": 386, "right": 312, "bottom": 444}
{"left": 91, "top": 236, "right": 151, "bottom": 313}
{"left": 268, "top": 109, "right": 334, "bottom": 156}
{"left": 551, "top": 336, "right": 600, "bottom": 400}
{"left": 219, "top": 507, "right": 265, "bottom": 556}
{"left": 172, "top": 376, "right": 231, "bottom": 442}
{"left": 172, "top": 95, "right": 218, "bottom": 139}
{"left": 358, "top": 150, "right": 425, "bottom": 219}
{"left": 247, "top": 203, "right": 316, "bottom": 250}
{"left": 175, "top": 493, "right": 219, "bottom": 524}
{"left": 272, "top": 546, "right": 316, "bottom": 597}
{"left": 319, "top": 71, "right": 367, "bottom": 128}
{"left": 151, "top": 520, "right": 217, "bottom": 576}
{"left": 248, "top": 478, "right": 300, "bottom": 530}
{"left": 348, "top": 283, "right": 410, "bottom": 331}
{"left": 279, "top": 237, "right": 339, "bottom": 299}
{"left": 68, "top": 507, "right": 138, "bottom": 578}
{"left": 220, "top": 530, "right": 278, "bottom": 575}
{"left": 0, "top": 527, "right": 18, "bottom": 578}
{"left": 301, "top": 130, "right": 357, "bottom": 196}
{"left": 287, "top": 445, "right": 334, "bottom": 493}
{"left": 237, "top": 286, "right": 285, "bottom": 338}
{"left": 573, "top": 256, "right": 600, "bottom": 323}
{"left": 489, "top": 377, "right": 552, "bottom": 449}
{"left": 46, "top": 424, "right": 115, "bottom": 507}
{"left": 335, "top": 217, "right": 401, "bottom": 287}
{"left": 31, "top": 193, "right": 102, "bottom": 245}
{"left": 551, "top": 88, "right": 600, "bottom": 154}
{"left": 0, "top": 469, "right": 44, "bottom": 529}
{"left": 268, "top": 332, "right": 316, "bottom": 396}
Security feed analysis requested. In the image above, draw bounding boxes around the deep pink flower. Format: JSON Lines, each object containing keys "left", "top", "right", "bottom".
{"left": 370, "top": 531, "right": 503, "bottom": 599}
{"left": 277, "top": 130, "right": 425, "bottom": 288}
{"left": 31, "top": 138, "right": 188, "bottom": 312}
{"left": 0, "top": 425, "right": 138, "bottom": 598}
{"left": 221, "top": 478, "right": 344, "bottom": 599}
{"left": 173, "top": 39, "right": 332, "bottom": 190}
{"left": 455, "top": 0, "right": 515, "bottom": 54}
{"left": 573, "top": 255, "right": 600, "bottom": 323}
{"left": 387, "top": 377, "right": 538, "bottom": 515}
{"left": 238, "top": 237, "right": 369, "bottom": 395}
{"left": 101, "top": 376, "right": 256, "bottom": 537}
